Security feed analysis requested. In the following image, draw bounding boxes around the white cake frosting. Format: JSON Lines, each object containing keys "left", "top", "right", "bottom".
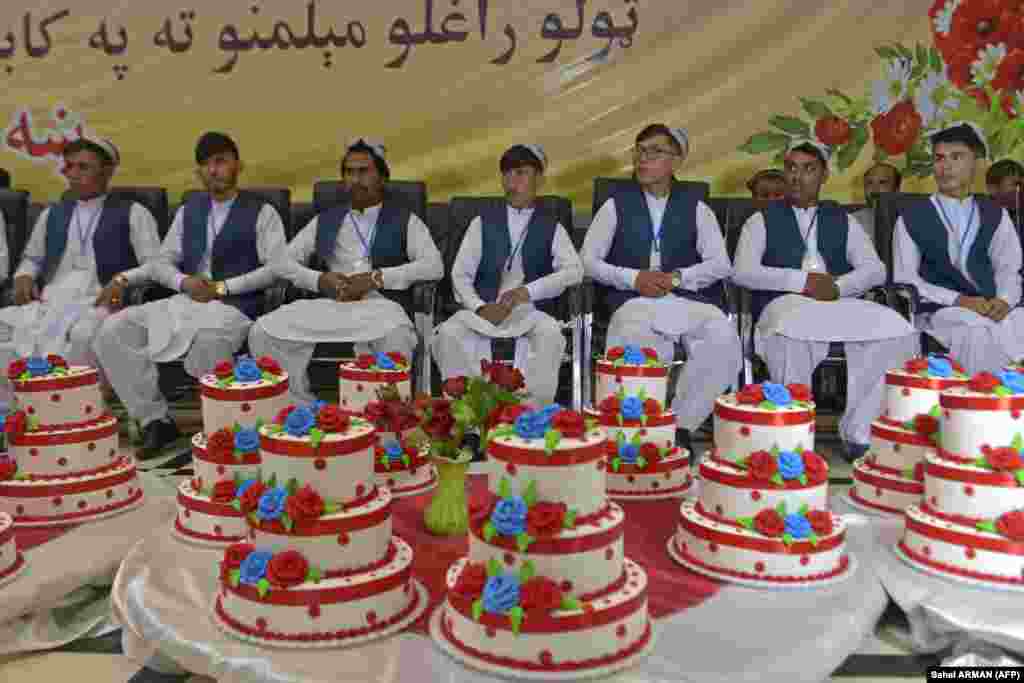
{"left": 199, "top": 372, "right": 290, "bottom": 436}
{"left": 338, "top": 363, "right": 411, "bottom": 414}
{"left": 594, "top": 359, "right": 668, "bottom": 406}
{"left": 713, "top": 395, "right": 815, "bottom": 462}
{"left": 850, "top": 459, "right": 923, "bottom": 515}
{"left": 0, "top": 512, "right": 23, "bottom": 583}
{"left": 938, "top": 387, "right": 1024, "bottom": 460}
{"left": 698, "top": 457, "right": 827, "bottom": 519}
{"left": 11, "top": 365, "right": 104, "bottom": 425}
{"left": 175, "top": 480, "right": 249, "bottom": 546}
{"left": 189, "top": 433, "right": 261, "bottom": 488}
{"left": 10, "top": 414, "right": 120, "bottom": 478}
{"left": 881, "top": 368, "right": 967, "bottom": 424}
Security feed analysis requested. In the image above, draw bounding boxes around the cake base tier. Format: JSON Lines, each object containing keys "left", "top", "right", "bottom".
{"left": 174, "top": 480, "right": 248, "bottom": 547}
{"left": 849, "top": 459, "right": 923, "bottom": 516}
{"left": 375, "top": 462, "right": 437, "bottom": 498}
{"left": 893, "top": 542, "right": 1024, "bottom": 594}
{"left": 0, "top": 553, "right": 27, "bottom": 590}
{"left": 844, "top": 491, "right": 907, "bottom": 518}
{"left": 434, "top": 557, "right": 653, "bottom": 680}
{"left": 606, "top": 452, "right": 693, "bottom": 501}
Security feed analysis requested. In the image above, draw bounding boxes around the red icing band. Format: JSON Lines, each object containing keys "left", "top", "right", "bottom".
{"left": 848, "top": 489, "right": 907, "bottom": 515}
{"left": 607, "top": 479, "right": 693, "bottom": 497}
{"left": 225, "top": 563, "right": 410, "bottom": 605}
{"left": 852, "top": 466, "right": 925, "bottom": 494}
{"left": 199, "top": 379, "right": 289, "bottom": 402}
{"left": 374, "top": 456, "right": 429, "bottom": 473}
{"left": 940, "top": 392, "right": 1024, "bottom": 411}
{"left": 338, "top": 367, "right": 410, "bottom": 383}
{"left": 607, "top": 455, "right": 689, "bottom": 475}
{"left": 470, "top": 516, "right": 623, "bottom": 554}
{"left": 259, "top": 431, "right": 376, "bottom": 458}
{"left": 177, "top": 491, "right": 245, "bottom": 517}
{"left": 0, "top": 523, "right": 13, "bottom": 546}
{"left": 860, "top": 458, "right": 912, "bottom": 478}
{"left": 487, "top": 440, "right": 606, "bottom": 467}
{"left": 905, "top": 515, "right": 1024, "bottom": 555}
{"left": 870, "top": 422, "right": 933, "bottom": 448}
{"left": 898, "top": 541, "right": 1024, "bottom": 584}
{"left": 254, "top": 495, "right": 390, "bottom": 536}
{"left": 17, "top": 457, "right": 128, "bottom": 482}
{"left": 678, "top": 511, "right": 845, "bottom": 554}
{"left": 0, "top": 466, "right": 137, "bottom": 498}
{"left": 674, "top": 536, "right": 850, "bottom": 583}
{"left": 699, "top": 461, "right": 826, "bottom": 491}
{"left": 322, "top": 542, "right": 398, "bottom": 580}
{"left": 174, "top": 518, "right": 244, "bottom": 543}
{"left": 885, "top": 372, "right": 966, "bottom": 391}
{"left": 926, "top": 458, "right": 1019, "bottom": 487}
{"left": 193, "top": 444, "right": 261, "bottom": 467}
{"left": 0, "top": 553, "right": 26, "bottom": 582}
{"left": 12, "top": 370, "right": 98, "bottom": 392}
{"left": 714, "top": 403, "right": 814, "bottom": 426}
{"left": 11, "top": 419, "right": 118, "bottom": 447}
{"left": 595, "top": 360, "right": 668, "bottom": 378}
{"left": 587, "top": 411, "right": 676, "bottom": 429}
{"left": 919, "top": 502, "right": 985, "bottom": 529}
{"left": 14, "top": 488, "right": 143, "bottom": 524}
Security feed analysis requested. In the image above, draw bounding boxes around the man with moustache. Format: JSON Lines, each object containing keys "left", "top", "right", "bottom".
{"left": 852, "top": 162, "right": 902, "bottom": 245}
{"left": 747, "top": 169, "right": 788, "bottom": 201}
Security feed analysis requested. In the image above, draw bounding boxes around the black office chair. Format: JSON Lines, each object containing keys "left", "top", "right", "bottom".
{"left": 439, "top": 195, "right": 583, "bottom": 408}
{"left": 0, "top": 190, "right": 30, "bottom": 305}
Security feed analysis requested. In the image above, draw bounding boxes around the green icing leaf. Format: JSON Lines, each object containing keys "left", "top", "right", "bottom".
{"left": 483, "top": 522, "right": 497, "bottom": 542}
{"left": 758, "top": 401, "right": 778, "bottom": 411}
{"left": 611, "top": 457, "right": 621, "bottom": 472}
{"left": 995, "top": 386, "right": 1012, "bottom": 397}
{"left": 617, "top": 414, "right": 624, "bottom": 427}
{"left": 799, "top": 503, "right": 809, "bottom": 515}
{"left": 324, "top": 501, "right": 339, "bottom": 514}
{"left": 255, "top": 417, "right": 265, "bottom": 429}
{"left": 499, "top": 478, "right": 512, "bottom": 500}
{"left": 379, "top": 455, "right": 391, "bottom": 469}
{"left": 775, "top": 500, "right": 787, "bottom": 515}
{"left": 516, "top": 532, "right": 534, "bottom": 552}
{"left": 770, "top": 473, "right": 784, "bottom": 487}
{"left": 584, "top": 417, "right": 598, "bottom": 432}
{"left": 487, "top": 558, "right": 502, "bottom": 577}
{"left": 472, "top": 599, "right": 484, "bottom": 621}
{"left": 636, "top": 456, "right": 647, "bottom": 469}
{"left": 230, "top": 499, "right": 241, "bottom": 512}
{"left": 232, "top": 422, "right": 241, "bottom": 432}
{"left": 401, "top": 454, "right": 410, "bottom": 467}
{"left": 770, "top": 444, "right": 780, "bottom": 457}
{"left": 737, "top": 516, "right": 754, "bottom": 529}
{"left": 309, "top": 428, "right": 324, "bottom": 450}
{"left": 798, "top": 474, "right": 808, "bottom": 486}
{"left": 229, "top": 569, "right": 241, "bottom": 587}
{"left": 640, "top": 414, "right": 648, "bottom": 427}
{"left": 281, "top": 513, "right": 294, "bottom": 532}
{"left": 809, "top": 533, "right": 819, "bottom": 547}
{"left": 1017, "top": 470, "right": 1024, "bottom": 487}
{"left": 522, "top": 480, "right": 539, "bottom": 508}
{"left": 638, "top": 388, "right": 648, "bottom": 400}
{"left": 929, "top": 404, "right": 941, "bottom": 418}
{"left": 248, "top": 512, "right": 259, "bottom": 525}
{"left": 781, "top": 533, "right": 794, "bottom": 546}
{"left": 563, "top": 509, "right": 577, "bottom": 528}
{"left": 975, "top": 457, "right": 991, "bottom": 469}
{"left": 307, "top": 565, "right": 322, "bottom": 583}
{"left": 266, "top": 424, "right": 283, "bottom": 434}
{"left": 217, "top": 378, "right": 232, "bottom": 388}
{"left": 267, "top": 472, "right": 278, "bottom": 488}
{"left": 977, "top": 520, "right": 998, "bottom": 534}
{"left": 560, "top": 596, "right": 581, "bottom": 612}
{"left": 1013, "top": 433, "right": 1024, "bottom": 451}
{"left": 261, "top": 370, "right": 275, "bottom": 382}
{"left": 507, "top": 606, "right": 524, "bottom": 635}
{"left": 519, "top": 560, "right": 536, "bottom": 583}
{"left": 257, "top": 578, "right": 270, "bottom": 598}
{"left": 544, "top": 428, "right": 561, "bottom": 454}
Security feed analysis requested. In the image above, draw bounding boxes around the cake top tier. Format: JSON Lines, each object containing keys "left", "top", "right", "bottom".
{"left": 260, "top": 402, "right": 374, "bottom": 444}
{"left": 7, "top": 355, "right": 85, "bottom": 384}
{"left": 893, "top": 355, "right": 968, "bottom": 382}
{"left": 601, "top": 344, "right": 668, "bottom": 369}
{"left": 594, "top": 390, "right": 668, "bottom": 425}
{"left": 944, "top": 370, "right": 1024, "bottom": 400}
{"left": 722, "top": 382, "right": 815, "bottom": 413}
{"left": 487, "top": 404, "right": 592, "bottom": 447}
{"left": 199, "top": 355, "right": 288, "bottom": 391}
{"left": 341, "top": 351, "right": 411, "bottom": 373}
{"left": 711, "top": 443, "right": 829, "bottom": 488}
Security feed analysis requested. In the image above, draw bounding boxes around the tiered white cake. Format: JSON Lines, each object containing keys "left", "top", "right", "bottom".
{"left": 338, "top": 352, "right": 411, "bottom": 414}
{"left": 363, "top": 391, "right": 436, "bottom": 497}
{"left": 0, "top": 512, "right": 25, "bottom": 587}
{"left": 585, "top": 345, "right": 691, "bottom": 499}
{"left": 431, "top": 404, "right": 654, "bottom": 678}
{"left": 670, "top": 382, "right": 854, "bottom": 586}
{"left": 897, "top": 370, "right": 1024, "bottom": 589}
{"left": 851, "top": 355, "right": 967, "bottom": 515}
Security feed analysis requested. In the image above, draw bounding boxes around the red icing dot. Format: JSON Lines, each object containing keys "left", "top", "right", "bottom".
{"left": 639, "top": 429, "right": 647, "bottom": 437}
{"left": 664, "top": 472, "right": 672, "bottom": 480}
{"left": 505, "top": 463, "right": 517, "bottom": 476}
{"left": 715, "top": 505, "right": 724, "bottom": 515}
{"left": 893, "top": 444, "right": 901, "bottom": 452}
{"left": 809, "top": 423, "right": 815, "bottom": 433}
{"left": 387, "top": 478, "right": 396, "bottom": 487}
{"left": 596, "top": 459, "right": 604, "bottom": 471}
{"left": 183, "top": 508, "right": 190, "bottom": 517}
{"left": 52, "top": 497, "right": 62, "bottom": 507}
{"left": 28, "top": 448, "right": 38, "bottom": 457}
{"left": 485, "top": 627, "right": 496, "bottom": 638}
{"left": 217, "top": 465, "right": 226, "bottom": 475}
{"left": 901, "top": 388, "right": 911, "bottom": 397}
{"left": 1014, "top": 411, "right": 1022, "bottom": 420}
{"left": 106, "top": 490, "right": 114, "bottom": 499}
{"left": 755, "top": 561, "right": 765, "bottom": 573}
{"left": 930, "top": 496, "right": 938, "bottom": 506}
{"left": 342, "top": 398, "right": 349, "bottom": 406}
{"left": 57, "top": 457, "right": 67, "bottom": 466}
{"left": 965, "top": 548, "right": 976, "bottom": 559}
{"left": 84, "top": 405, "right": 93, "bottom": 414}
{"left": 355, "top": 483, "right": 366, "bottom": 497}
{"left": 750, "top": 490, "right": 761, "bottom": 501}
{"left": 77, "top": 500, "right": 87, "bottom": 509}
{"left": 605, "top": 548, "right": 614, "bottom": 560}
{"left": 51, "top": 393, "right": 60, "bottom": 403}
{"left": 709, "top": 543, "right": 718, "bottom": 553}
{"left": 366, "top": 610, "right": 377, "bottom": 625}
{"left": 875, "top": 487, "right": 883, "bottom": 497}
{"left": 214, "top": 525, "right": 222, "bottom": 535}
{"left": 504, "top": 553, "right": 516, "bottom": 566}
{"left": 539, "top": 651, "right": 554, "bottom": 666}
{"left": 308, "top": 604, "right": 321, "bottom": 618}
{"left": 88, "top": 442, "right": 96, "bottom": 451}
{"left": 615, "top": 376, "right": 622, "bottom": 384}
{"left": 652, "top": 481, "right": 660, "bottom": 489}
{"left": 241, "top": 403, "right": 252, "bottom": 413}
{"left": 627, "top": 475, "right": 635, "bottom": 483}
{"left": 314, "top": 458, "right": 326, "bottom": 470}
{"left": 944, "top": 410, "right": 951, "bottom": 419}
{"left": 109, "top": 448, "right": 116, "bottom": 458}
{"left": 964, "top": 485, "right": 974, "bottom": 497}
{"left": 357, "top": 384, "right": 364, "bottom": 392}
{"left": 560, "top": 580, "right": 573, "bottom": 592}
{"left": 337, "top": 533, "right": 350, "bottom": 545}
{"left": 800, "top": 556, "right": 810, "bottom": 566}
{"left": 15, "top": 505, "right": 23, "bottom": 515}
{"left": 616, "top": 625, "right": 627, "bottom": 638}
{"left": 740, "top": 426, "right": 751, "bottom": 437}
{"left": 255, "top": 618, "right": 267, "bottom": 631}
{"left": 26, "top": 407, "right": 33, "bottom": 415}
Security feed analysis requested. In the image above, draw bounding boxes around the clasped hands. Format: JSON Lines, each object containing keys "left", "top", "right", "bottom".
{"left": 802, "top": 272, "right": 840, "bottom": 302}
{"left": 956, "top": 295, "right": 1012, "bottom": 322}
{"left": 476, "top": 287, "right": 530, "bottom": 326}
{"left": 318, "top": 272, "right": 377, "bottom": 302}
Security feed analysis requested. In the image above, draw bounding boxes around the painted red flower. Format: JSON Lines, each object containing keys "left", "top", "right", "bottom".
{"left": 207, "top": 428, "right": 236, "bottom": 462}
{"left": 1001, "top": 3, "right": 1024, "bottom": 49}
{"left": 640, "top": 443, "right": 661, "bottom": 467}
{"left": 871, "top": 101, "right": 922, "bottom": 156}
{"left": 736, "top": 384, "right": 764, "bottom": 405}
{"left": 606, "top": 347, "right": 625, "bottom": 360}
{"left": 211, "top": 479, "right": 237, "bottom": 504}
{"left": 213, "top": 360, "right": 234, "bottom": 379}
{"left": 6, "top": 359, "right": 26, "bottom": 379}
{"left": 355, "top": 354, "right": 375, "bottom": 369}
{"left": 994, "top": 48, "right": 1024, "bottom": 92}
{"left": 904, "top": 358, "right": 929, "bottom": 373}
{"left": 239, "top": 480, "right": 268, "bottom": 513}
{"left": 787, "top": 384, "right": 812, "bottom": 403}
{"left": 442, "top": 376, "right": 468, "bottom": 398}
{"left": 643, "top": 398, "right": 662, "bottom": 416}
{"left": 802, "top": 451, "right": 828, "bottom": 483}
{"left": 4, "top": 411, "right": 26, "bottom": 439}
{"left": 256, "top": 355, "right": 281, "bottom": 375}
{"left": 950, "top": 0, "right": 1009, "bottom": 52}
{"left": 969, "top": 372, "right": 1001, "bottom": 393}
{"left": 599, "top": 395, "right": 620, "bottom": 415}
{"left": 995, "top": 510, "right": 1024, "bottom": 541}
{"left": 945, "top": 46, "right": 980, "bottom": 90}
{"left": 814, "top": 116, "right": 851, "bottom": 147}
{"left": 285, "top": 484, "right": 325, "bottom": 521}
{"left": 806, "top": 510, "right": 834, "bottom": 536}
{"left": 519, "top": 576, "right": 563, "bottom": 611}
{"left": 527, "top": 501, "right": 568, "bottom": 538}
{"left": 551, "top": 410, "right": 585, "bottom": 438}
{"left": 748, "top": 450, "right": 778, "bottom": 480}
{"left": 275, "top": 405, "right": 297, "bottom": 425}
{"left": 986, "top": 447, "right": 1023, "bottom": 470}
{"left": 489, "top": 364, "right": 526, "bottom": 392}
{"left": 913, "top": 414, "right": 940, "bottom": 436}
{"left": 754, "top": 509, "right": 785, "bottom": 537}
{"left": 222, "top": 542, "right": 255, "bottom": 571}
{"left": 317, "top": 404, "right": 350, "bottom": 433}
{"left": 451, "top": 563, "right": 488, "bottom": 600}
{"left": 266, "top": 550, "right": 310, "bottom": 588}
{"left": 641, "top": 347, "right": 658, "bottom": 360}
{"left": 46, "top": 354, "right": 67, "bottom": 369}
{"left": 0, "top": 460, "right": 16, "bottom": 480}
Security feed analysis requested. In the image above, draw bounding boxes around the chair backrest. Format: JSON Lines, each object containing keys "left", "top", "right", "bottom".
{"left": 291, "top": 201, "right": 317, "bottom": 237}
{"left": 874, "top": 191, "right": 932, "bottom": 283}
{"left": 0, "top": 190, "right": 29, "bottom": 280}
{"left": 181, "top": 187, "right": 293, "bottom": 240}
{"left": 425, "top": 202, "right": 450, "bottom": 263}
{"left": 312, "top": 180, "right": 428, "bottom": 223}
{"left": 720, "top": 198, "right": 774, "bottom": 261}
{"left": 590, "top": 177, "right": 710, "bottom": 217}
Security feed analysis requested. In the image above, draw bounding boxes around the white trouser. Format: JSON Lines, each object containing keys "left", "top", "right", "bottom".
{"left": 923, "top": 307, "right": 1024, "bottom": 374}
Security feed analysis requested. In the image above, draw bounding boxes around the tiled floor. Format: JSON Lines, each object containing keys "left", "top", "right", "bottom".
{"left": 0, "top": 398, "right": 937, "bottom": 682}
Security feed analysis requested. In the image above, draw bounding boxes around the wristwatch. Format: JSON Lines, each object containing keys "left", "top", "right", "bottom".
{"left": 213, "top": 280, "right": 228, "bottom": 298}
{"left": 372, "top": 269, "right": 384, "bottom": 289}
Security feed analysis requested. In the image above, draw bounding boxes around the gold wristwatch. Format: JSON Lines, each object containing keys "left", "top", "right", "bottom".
{"left": 213, "top": 280, "right": 228, "bottom": 297}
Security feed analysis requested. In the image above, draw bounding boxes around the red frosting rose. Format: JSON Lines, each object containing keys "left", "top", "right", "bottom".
{"left": 451, "top": 563, "right": 488, "bottom": 600}
{"left": 223, "top": 542, "right": 255, "bottom": 571}
{"left": 551, "top": 410, "right": 585, "bottom": 438}
{"left": 606, "top": 347, "right": 625, "bottom": 360}
{"left": 424, "top": 408, "right": 455, "bottom": 439}
{"left": 4, "top": 411, "right": 26, "bottom": 439}
{"left": 598, "top": 395, "right": 620, "bottom": 416}
{"left": 806, "top": 509, "right": 834, "bottom": 536}
{"left": 239, "top": 480, "right": 268, "bottom": 513}
{"left": 207, "top": 428, "right": 236, "bottom": 462}
{"left": 487, "top": 404, "right": 530, "bottom": 430}
{"left": 6, "top": 359, "right": 26, "bottom": 379}
{"left": 754, "top": 509, "right": 785, "bottom": 537}
{"left": 526, "top": 501, "right": 568, "bottom": 538}
{"left": 641, "top": 347, "right": 658, "bottom": 360}
{"left": 870, "top": 100, "right": 922, "bottom": 156}
{"left": 286, "top": 484, "right": 325, "bottom": 521}
{"left": 787, "top": 383, "right": 812, "bottom": 403}
{"left": 211, "top": 479, "right": 237, "bottom": 504}
{"left": 488, "top": 363, "right": 526, "bottom": 392}
{"left": 386, "top": 351, "right": 407, "bottom": 366}
{"left": 469, "top": 492, "right": 500, "bottom": 527}
{"left": 747, "top": 450, "right": 778, "bottom": 481}
{"left": 913, "top": 414, "right": 940, "bottom": 436}
{"left": 643, "top": 398, "right": 662, "bottom": 416}
{"left": 442, "top": 376, "right": 468, "bottom": 398}
{"left": 640, "top": 443, "right": 661, "bottom": 467}
{"left": 949, "top": 358, "right": 966, "bottom": 374}
{"left": 736, "top": 384, "right": 764, "bottom": 405}
{"left": 355, "top": 354, "right": 375, "bottom": 369}
{"left": 801, "top": 451, "right": 828, "bottom": 483}
{"left": 904, "top": 358, "right": 929, "bottom": 373}
{"left": 213, "top": 360, "right": 234, "bottom": 379}
{"left": 275, "top": 405, "right": 297, "bottom": 425}
{"left": 266, "top": 550, "right": 310, "bottom": 588}
{"left": 519, "top": 576, "right": 563, "bottom": 611}
{"left": 364, "top": 401, "right": 388, "bottom": 427}
{"left": 317, "top": 404, "right": 350, "bottom": 433}
{"left": 995, "top": 510, "right": 1024, "bottom": 541}
{"left": 256, "top": 355, "right": 281, "bottom": 375}
{"left": 46, "top": 354, "right": 68, "bottom": 369}
{"left": 0, "top": 460, "right": 16, "bottom": 480}
{"left": 814, "top": 115, "right": 852, "bottom": 147}
{"left": 969, "top": 372, "right": 1001, "bottom": 394}
{"left": 986, "top": 447, "right": 1023, "bottom": 471}
{"left": 913, "top": 462, "right": 925, "bottom": 482}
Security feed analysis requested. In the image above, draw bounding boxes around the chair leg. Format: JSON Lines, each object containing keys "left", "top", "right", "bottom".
{"left": 582, "top": 312, "right": 593, "bottom": 409}
{"left": 571, "top": 316, "right": 583, "bottom": 412}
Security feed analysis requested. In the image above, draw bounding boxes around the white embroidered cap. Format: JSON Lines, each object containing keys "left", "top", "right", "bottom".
{"left": 787, "top": 138, "right": 832, "bottom": 170}
{"left": 668, "top": 127, "right": 689, "bottom": 157}
{"left": 83, "top": 137, "right": 120, "bottom": 166}
{"left": 930, "top": 121, "right": 989, "bottom": 158}
{"left": 347, "top": 137, "right": 386, "bottom": 160}
{"left": 521, "top": 144, "right": 547, "bottom": 169}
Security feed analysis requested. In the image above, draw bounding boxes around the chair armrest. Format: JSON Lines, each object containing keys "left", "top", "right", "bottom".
{"left": 886, "top": 282, "right": 920, "bottom": 322}
{"left": 557, "top": 283, "right": 583, "bottom": 322}
{"left": 580, "top": 277, "right": 596, "bottom": 317}
{"left": 126, "top": 283, "right": 176, "bottom": 306}
{"left": 264, "top": 279, "right": 291, "bottom": 313}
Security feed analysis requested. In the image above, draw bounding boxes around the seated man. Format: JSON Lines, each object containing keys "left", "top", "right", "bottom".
{"left": 852, "top": 161, "right": 902, "bottom": 244}
{"left": 582, "top": 124, "right": 740, "bottom": 453}
{"left": 251, "top": 138, "right": 443, "bottom": 404}
{"left": 747, "top": 169, "right": 787, "bottom": 201}
{"left": 94, "top": 132, "right": 287, "bottom": 455}
{"left": 0, "top": 138, "right": 160, "bottom": 411}
{"left": 432, "top": 144, "right": 582, "bottom": 405}
{"left": 895, "top": 123, "right": 1023, "bottom": 373}
{"left": 985, "top": 157, "right": 1023, "bottom": 215}
{"left": 734, "top": 140, "right": 916, "bottom": 462}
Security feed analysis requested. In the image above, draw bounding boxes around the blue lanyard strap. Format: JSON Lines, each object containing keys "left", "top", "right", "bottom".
{"left": 800, "top": 208, "right": 819, "bottom": 250}
{"left": 350, "top": 212, "right": 376, "bottom": 258}
{"left": 935, "top": 197, "right": 977, "bottom": 267}
{"left": 506, "top": 222, "right": 530, "bottom": 272}
{"left": 650, "top": 202, "right": 667, "bottom": 253}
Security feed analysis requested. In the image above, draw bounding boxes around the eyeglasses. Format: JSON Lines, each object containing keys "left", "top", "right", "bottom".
{"left": 633, "top": 145, "right": 679, "bottom": 161}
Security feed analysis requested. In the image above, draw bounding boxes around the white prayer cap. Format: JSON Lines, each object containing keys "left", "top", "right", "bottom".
{"left": 347, "top": 137, "right": 386, "bottom": 160}
{"left": 786, "top": 138, "right": 832, "bottom": 170}
{"left": 929, "top": 121, "right": 989, "bottom": 158}
{"left": 668, "top": 127, "right": 689, "bottom": 157}
{"left": 72, "top": 136, "right": 120, "bottom": 166}
{"left": 521, "top": 144, "right": 547, "bottom": 170}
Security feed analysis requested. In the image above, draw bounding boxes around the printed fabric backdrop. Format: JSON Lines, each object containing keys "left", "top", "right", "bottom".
{"left": 1, "top": 0, "right": 1017, "bottom": 207}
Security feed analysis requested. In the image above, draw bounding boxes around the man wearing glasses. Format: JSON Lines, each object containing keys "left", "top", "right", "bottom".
{"left": 250, "top": 138, "right": 442, "bottom": 405}
{"left": 582, "top": 124, "right": 740, "bottom": 455}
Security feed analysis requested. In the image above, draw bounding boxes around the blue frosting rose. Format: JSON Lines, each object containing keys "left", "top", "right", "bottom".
{"left": 620, "top": 396, "right": 644, "bottom": 420}
{"left": 384, "top": 441, "right": 404, "bottom": 462}
{"left": 784, "top": 513, "right": 812, "bottom": 539}
{"left": 490, "top": 496, "right": 528, "bottom": 536}
{"left": 234, "top": 428, "right": 260, "bottom": 453}
{"left": 256, "top": 486, "right": 289, "bottom": 521}
{"left": 538, "top": 404, "right": 562, "bottom": 420}
{"left": 482, "top": 574, "right": 520, "bottom": 614}
{"left": 26, "top": 357, "right": 51, "bottom": 377}
{"left": 622, "top": 344, "right": 646, "bottom": 365}
{"left": 777, "top": 450, "right": 805, "bottom": 480}
{"left": 235, "top": 479, "right": 259, "bottom": 498}
{"left": 998, "top": 369, "right": 1024, "bottom": 394}
{"left": 234, "top": 356, "right": 262, "bottom": 383}
{"left": 514, "top": 411, "right": 549, "bottom": 440}
{"left": 927, "top": 356, "right": 953, "bottom": 378}
{"left": 619, "top": 443, "right": 639, "bottom": 464}
{"left": 762, "top": 382, "right": 792, "bottom": 407}
{"left": 284, "top": 406, "right": 316, "bottom": 436}
{"left": 375, "top": 352, "right": 396, "bottom": 370}
{"left": 239, "top": 550, "right": 273, "bottom": 584}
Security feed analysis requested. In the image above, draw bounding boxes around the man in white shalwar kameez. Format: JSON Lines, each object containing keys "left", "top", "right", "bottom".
{"left": 94, "top": 132, "right": 286, "bottom": 456}
{"left": 432, "top": 144, "right": 582, "bottom": 405}
{"left": 0, "top": 138, "right": 161, "bottom": 412}
{"left": 734, "top": 141, "right": 917, "bottom": 462}
{"left": 894, "top": 122, "right": 1024, "bottom": 375}
{"left": 250, "top": 138, "right": 443, "bottom": 404}
{"left": 582, "top": 124, "right": 741, "bottom": 454}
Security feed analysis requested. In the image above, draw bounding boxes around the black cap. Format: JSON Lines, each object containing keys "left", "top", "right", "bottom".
{"left": 195, "top": 132, "right": 239, "bottom": 165}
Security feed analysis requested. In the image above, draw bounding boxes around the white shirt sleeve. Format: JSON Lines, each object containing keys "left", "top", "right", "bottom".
{"left": 835, "top": 214, "right": 885, "bottom": 297}
{"left": 121, "top": 203, "right": 163, "bottom": 285}
{"left": 153, "top": 207, "right": 187, "bottom": 291}
{"left": 525, "top": 223, "right": 583, "bottom": 302}
{"left": 732, "top": 212, "right": 808, "bottom": 294}
{"left": 379, "top": 213, "right": 443, "bottom": 291}
{"left": 273, "top": 217, "right": 320, "bottom": 293}
{"left": 224, "top": 204, "right": 288, "bottom": 295}
{"left": 990, "top": 209, "right": 1022, "bottom": 307}
{"left": 893, "top": 217, "right": 961, "bottom": 308}
{"left": 581, "top": 199, "right": 639, "bottom": 291}
{"left": 452, "top": 216, "right": 486, "bottom": 312}
{"left": 677, "top": 201, "right": 732, "bottom": 291}
{"left": 15, "top": 208, "right": 48, "bottom": 280}
{"left": 0, "top": 211, "right": 8, "bottom": 284}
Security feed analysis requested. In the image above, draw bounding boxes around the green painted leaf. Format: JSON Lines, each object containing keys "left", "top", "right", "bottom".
{"left": 771, "top": 473, "right": 784, "bottom": 487}
{"left": 758, "top": 400, "right": 777, "bottom": 411}
{"left": 769, "top": 115, "right": 810, "bottom": 137}
{"left": 257, "top": 578, "right": 270, "bottom": 598}
{"left": 484, "top": 522, "right": 497, "bottom": 542}
{"left": 230, "top": 499, "right": 241, "bottom": 512}
{"left": 229, "top": 569, "right": 241, "bottom": 587}
{"left": 281, "top": 513, "right": 294, "bottom": 532}
{"left": 738, "top": 517, "right": 754, "bottom": 529}
{"left": 739, "top": 131, "right": 791, "bottom": 155}
{"left": 800, "top": 97, "right": 833, "bottom": 119}
{"left": 499, "top": 478, "right": 512, "bottom": 500}
{"left": 519, "top": 560, "right": 536, "bottom": 583}
{"left": 544, "top": 429, "right": 561, "bottom": 454}
{"left": 977, "top": 520, "right": 998, "bottom": 534}
{"left": 522, "top": 480, "right": 539, "bottom": 508}
{"left": 516, "top": 532, "right": 534, "bottom": 552}
{"left": 612, "top": 457, "right": 621, "bottom": 472}
{"left": 560, "top": 596, "right": 581, "bottom": 611}
{"left": 563, "top": 509, "right": 577, "bottom": 528}
{"left": 508, "top": 606, "right": 524, "bottom": 635}
{"left": 472, "top": 599, "right": 484, "bottom": 621}
{"left": 487, "top": 558, "right": 502, "bottom": 577}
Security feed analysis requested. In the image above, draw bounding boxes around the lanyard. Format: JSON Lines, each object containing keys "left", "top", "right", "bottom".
{"left": 935, "top": 197, "right": 977, "bottom": 267}
{"left": 506, "top": 222, "right": 530, "bottom": 272}
{"left": 650, "top": 200, "right": 667, "bottom": 253}
{"left": 73, "top": 204, "right": 102, "bottom": 255}
{"left": 350, "top": 211, "right": 376, "bottom": 258}
{"left": 800, "top": 208, "right": 819, "bottom": 249}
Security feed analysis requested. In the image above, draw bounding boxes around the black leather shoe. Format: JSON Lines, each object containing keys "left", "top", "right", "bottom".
{"left": 139, "top": 418, "right": 182, "bottom": 459}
